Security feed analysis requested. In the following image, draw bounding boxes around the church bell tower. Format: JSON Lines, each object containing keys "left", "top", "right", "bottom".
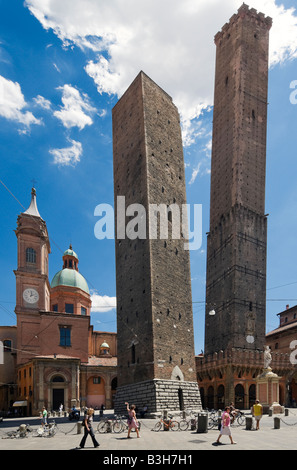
{"left": 14, "top": 188, "right": 51, "bottom": 363}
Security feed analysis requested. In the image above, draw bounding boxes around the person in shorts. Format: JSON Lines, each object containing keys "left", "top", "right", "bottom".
{"left": 252, "top": 400, "right": 263, "bottom": 430}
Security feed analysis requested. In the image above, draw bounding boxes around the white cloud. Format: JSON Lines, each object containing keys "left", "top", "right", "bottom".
{"left": 53, "top": 62, "right": 61, "bottom": 73}
{"left": 0, "top": 75, "right": 41, "bottom": 130}
{"left": 24, "top": 0, "right": 297, "bottom": 142}
{"left": 49, "top": 138, "right": 82, "bottom": 166}
{"left": 33, "top": 94, "right": 52, "bottom": 110}
{"left": 54, "top": 84, "right": 96, "bottom": 129}
{"left": 189, "top": 162, "right": 202, "bottom": 185}
{"left": 90, "top": 291, "right": 117, "bottom": 313}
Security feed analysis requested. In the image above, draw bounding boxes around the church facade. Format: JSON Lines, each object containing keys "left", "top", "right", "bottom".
{"left": 2, "top": 188, "right": 117, "bottom": 416}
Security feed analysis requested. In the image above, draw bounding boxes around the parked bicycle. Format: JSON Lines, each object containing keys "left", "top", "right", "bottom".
{"left": 179, "top": 409, "right": 197, "bottom": 431}
{"left": 97, "top": 415, "right": 141, "bottom": 433}
{"left": 152, "top": 415, "right": 179, "bottom": 431}
{"left": 207, "top": 409, "right": 245, "bottom": 429}
{"left": 4, "top": 424, "right": 33, "bottom": 439}
{"left": 97, "top": 416, "right": 121, "bottom": 433}
{"left": 207, "top": 413, "right": 220, "bottom": 430}
{"left": 33, "top": 421, "right": 57, "bottom": 437}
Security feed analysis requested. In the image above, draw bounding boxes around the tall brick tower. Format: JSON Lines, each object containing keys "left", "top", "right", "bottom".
{"left": 113, "top": 71, "right": 201, "bottom": 414}
{"left": 205, "top": 4, "right": 272, "bottom": 355}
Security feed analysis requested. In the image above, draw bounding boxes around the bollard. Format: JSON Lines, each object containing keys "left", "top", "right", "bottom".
{"left": 274, "top": 417, "right": 280, "bottom": 429}
{"left": 77, "top": 422, "right": 82, "bottom": 434}
{"left": 269, "top": 408, "right": 273, "bottom": 417}
{"left": 245, "top": 416, "right": 253, "bottom": 430}
{"left": 285, "top": 408, "right": 289, "bottom": 417}
{"left": 217, "top": 417, "right": 221, "bottom": 431}
{"left": 196, "top": 412, "right": 208, "bottom": 433}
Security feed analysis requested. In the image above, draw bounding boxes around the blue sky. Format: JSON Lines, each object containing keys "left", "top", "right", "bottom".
{"left": 0, "top": 0, "right": 297, "bottom": 354}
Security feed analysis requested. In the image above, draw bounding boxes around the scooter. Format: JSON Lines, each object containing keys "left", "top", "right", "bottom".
{"left": 69, "top": 409, "right": 80, "bottom": 421}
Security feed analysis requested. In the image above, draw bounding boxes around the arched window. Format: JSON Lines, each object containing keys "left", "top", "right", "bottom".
{"left": 235, "top": 384, "right": 245, "bottom": 409}
{"left": 217, "top": 384, "right": 225, "bottom": 408}
{"left": 26, "top": 247, "right": 36, "bottom": 264}
{"left": 111, "top": 378, "right": 117, "bottom": 391}
{"left": 52, "top": 375, "right": 65, "bottom": 383}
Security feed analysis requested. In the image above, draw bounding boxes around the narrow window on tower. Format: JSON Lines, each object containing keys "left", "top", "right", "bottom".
{"left": 26, "top": 247, "right": 36, "bottom": 264}
{"left": 131, "top": 344, "right": 136, "bottom": 364}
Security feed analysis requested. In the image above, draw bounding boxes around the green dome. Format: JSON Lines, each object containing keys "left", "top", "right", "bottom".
{"left": 63, "top": 248, "right": 78, "bottom": 259}
{"left": 51, "top": 268, "right": 89, "bottom": 294}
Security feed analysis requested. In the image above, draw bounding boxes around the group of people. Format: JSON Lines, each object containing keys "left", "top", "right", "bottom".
{"left": 77, "top": 402, "right": 140, "bottom": 449}
{"left": 39, "top": 399, "right": 264, "bottom": 447}
{"left": 216, "top": 400, "right": 263, "bottom": 445}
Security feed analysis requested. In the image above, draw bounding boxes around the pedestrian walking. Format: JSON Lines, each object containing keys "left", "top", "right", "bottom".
{"left": 252, "top": 400, "right": 263, "bottom": 430}
{"left": 216, "top": 406, "right": 236, "bottom": 445}
{"left": 125, "top": 402, "right": 140, "bottom": 438}
{"left": 79, "top": 408, "right": 100, "bottom": 448}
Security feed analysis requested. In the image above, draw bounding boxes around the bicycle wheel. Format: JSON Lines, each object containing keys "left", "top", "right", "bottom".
{"left": 179, "top": 419, "right": 189, "bottom": 431}
{"left": 208, "top": 417, "right": 217, "bottom": 430}
{"left": 97, "top": 421, "right": 109, "bottom": 433}
{"left": 113, "top": 421, "right": 123, "bottom": 433}
{"left": 153, "top": 421, "right": 162, "bottom": 432}
{"left": 237, "top": 414, "right": 245, "bottom": 426}
{"left": 170, "top": 420, "right": 180, "bottom": 431}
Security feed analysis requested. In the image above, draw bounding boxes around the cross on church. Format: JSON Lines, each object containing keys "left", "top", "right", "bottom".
{"left": 31, "top": 178, "right": 37, "bottom": 188}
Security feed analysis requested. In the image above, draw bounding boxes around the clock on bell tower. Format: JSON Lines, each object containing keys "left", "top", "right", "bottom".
{"left": 14, "top": 188, "right": 51, "bottom": 314}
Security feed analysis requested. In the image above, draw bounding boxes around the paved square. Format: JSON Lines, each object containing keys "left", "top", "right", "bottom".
{"left": 0, "top": 411, "right": 297, "bottom": 453}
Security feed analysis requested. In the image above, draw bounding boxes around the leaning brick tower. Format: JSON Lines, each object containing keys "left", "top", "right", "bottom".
{"left": 205, "top": 4, "right": 272, "bottom": 355}
{"left": 113, "top": 71, "right": 201, "bottom": 414}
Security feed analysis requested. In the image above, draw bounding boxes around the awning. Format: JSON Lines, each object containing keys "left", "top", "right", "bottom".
{"left": 13, "top": 401, "right": 27, "bottom": 407}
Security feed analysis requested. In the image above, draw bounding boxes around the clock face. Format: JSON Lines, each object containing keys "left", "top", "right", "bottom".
{"left": 23, "top": 288, "right": 39, "bottom": 304}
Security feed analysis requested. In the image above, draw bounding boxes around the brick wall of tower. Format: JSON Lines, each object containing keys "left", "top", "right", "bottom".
{"left": 205, "top": 5, "right": 272, "bottom": 355}
{"left": 210, "top": 5, "right": 272, "bottom": 226}
{"left": 142, "top": 74, "right": 197, "bottom": 382}
{"left": 113, "top": 73, "right": 155, "bottom": 387}
{"left": 113, "top": 72, "right": 197, "bottom": 388}
{"left": 205, "top": 205, "right": 267, "bottom": 352}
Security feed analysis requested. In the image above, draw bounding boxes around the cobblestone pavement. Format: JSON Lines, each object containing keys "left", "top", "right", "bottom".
{"left": 0, "top": 411, "right": 297, "bottom": 453}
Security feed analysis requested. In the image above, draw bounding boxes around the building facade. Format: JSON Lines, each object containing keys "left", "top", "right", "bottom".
{"left": 4, "top": 188, "right": 118, "bottom": 416}
{"left": 266, "top": 305, "right": 297, "bottom": 407}
{"left": 0, "top": 326, "right": 17, "bottom": 412}
{"left": 113, "top": 71, "right": 201, "bottom": 414}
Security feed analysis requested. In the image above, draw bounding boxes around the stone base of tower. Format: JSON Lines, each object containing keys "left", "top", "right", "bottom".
{"left": 114, "top": 379, "right": 202, "bottom": 416}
